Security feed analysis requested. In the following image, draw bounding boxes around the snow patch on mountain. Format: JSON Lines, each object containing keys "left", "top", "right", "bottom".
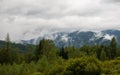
{"left": 20, "top": 30, "right": 120, "bottom": 48}
{"left": 104, "top": 34, "right": 114, "bottom": 40}
{"left": 89, "top": 31, "right": 103, "bottom": 41}
{"left": 94, "top": 31, "right": 103, "bottom": 39}
{"left": 61, "top": 34, "right": 69, "bottom": 42}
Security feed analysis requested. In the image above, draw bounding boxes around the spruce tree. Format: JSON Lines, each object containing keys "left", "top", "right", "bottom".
{"left": 100, "top": 50, "right": 106, "bottom": 61}
{"left": 59, "top": 47, "right": 68, "bottom": 59}
{"left": 6, "top": 33, "right": 10, "bottom": 51}
{"left": 109, "top": 37, "right": 117, "bottom": 59}
{"left": 0, "top": 33, "right": 11, "bottom": 64}
{"left": 35, "top": 39, "right": 44, "bottom": 61}
{"left": 35, "top": 39, "right": 57, "bottom": 61}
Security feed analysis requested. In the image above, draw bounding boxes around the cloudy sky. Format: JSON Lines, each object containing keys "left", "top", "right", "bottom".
{"left": 0, "top": 0, "right": 120, "bottom": 41}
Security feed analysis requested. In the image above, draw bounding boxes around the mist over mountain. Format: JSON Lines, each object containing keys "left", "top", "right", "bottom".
{"left": 0, "top": 0, "right": 120, "bottom": 41}
{"left": 21, "top": 29, "right": 120, "bottom": 48}
{"left": 0, "top": 0, "right": 120, "bottom": 47}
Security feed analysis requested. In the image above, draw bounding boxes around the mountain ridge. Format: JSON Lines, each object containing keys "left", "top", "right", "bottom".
{"left": 20, "top": 29, "right": 120, "bottom": 48}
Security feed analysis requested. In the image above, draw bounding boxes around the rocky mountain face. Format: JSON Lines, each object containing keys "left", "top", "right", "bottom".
{"left": 21, "top": 30, "right": 120, "bottom": 48}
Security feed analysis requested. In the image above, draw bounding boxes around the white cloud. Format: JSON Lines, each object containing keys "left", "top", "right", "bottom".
{"left": 0, "top": 0, "right": 120, "bottom": 41}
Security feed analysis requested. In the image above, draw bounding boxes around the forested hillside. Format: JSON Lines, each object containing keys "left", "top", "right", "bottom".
{"left": 0, "top": 40, "right": 35, "bottom": 52}
{"left": 0, "top": 34, "right": 120, "bottom": 75}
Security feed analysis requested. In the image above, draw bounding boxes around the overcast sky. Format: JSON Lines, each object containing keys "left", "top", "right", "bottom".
{"left": 0, "top": 0, "right": 120, "bottom": 41}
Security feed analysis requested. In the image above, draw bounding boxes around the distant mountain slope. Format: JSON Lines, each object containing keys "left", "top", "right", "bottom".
{"left": 0, "top": 40, "right": 35, "bottom": 52}
{"left": 21, "top": 30, "right": 120, "bottom": 48}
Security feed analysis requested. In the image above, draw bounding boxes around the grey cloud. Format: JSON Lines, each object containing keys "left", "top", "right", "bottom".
{"left": 102, "top": 0, "right": 120, "bottom": 3}
{"left": 0, "top": 0, "right": 101, "bottom": 19}
{"left": 0, "top": 0, "right": 120, "bottom": 41}
{"left": 106, "top": 0, "right": 120, "bottom": 2}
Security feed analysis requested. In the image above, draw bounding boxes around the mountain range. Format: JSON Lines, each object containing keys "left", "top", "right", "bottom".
{"left": 21, "top": 30, "right": 120, "bottom": 48}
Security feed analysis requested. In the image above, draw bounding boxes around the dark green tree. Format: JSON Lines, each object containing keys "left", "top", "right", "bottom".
{"left": 0, "top": 33, "right": 21, "bottom": 64}
{"left": 59, "top": 47, "right": 68, "bottom": 59}
{"left": 109, "top": 37, "right": 117, "bottom": 59}
{"left": 100, "top": 50, "right": 107, "bottom": 61}
{"left": 6, "top": 33, "right": 10, "bottom": 50}
{"left": 0, "top": 33, "right": 11, "bottom": 64}
{"left": 24, "top": 45, "right": 35, "bottom": 63}
{"left": 35, "top": 39, "right": 58, "bottom": 61}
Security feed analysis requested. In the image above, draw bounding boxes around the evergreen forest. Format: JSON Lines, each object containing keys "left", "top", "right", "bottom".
{"left": 0, "top": 34, "right": 120, "bottom": 75}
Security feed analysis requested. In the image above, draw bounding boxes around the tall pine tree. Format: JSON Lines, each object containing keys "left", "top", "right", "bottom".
{"left": 6, "top": 33, "right": 10, "bottom": 51}
{"left": 59, "top": 47, "right": 68, "bottom": 59}
{"left": 109, "top": 37, "right": 117, "bottom": 59}
{"left": 35, "top": 39, "right": 58, "bottom": 61}
{"left": 100, "top": 50, "right": 107, "bottom": 61}
{"left": 0, "top": 33, "right": 11, "bottom": 64}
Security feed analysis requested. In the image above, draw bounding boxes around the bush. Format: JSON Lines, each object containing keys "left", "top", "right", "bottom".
{"left": 102, "top": 58, "right": 120, "bottom": 75}
{"left": 63, "top": 56, "right": 101, "bottom": 75}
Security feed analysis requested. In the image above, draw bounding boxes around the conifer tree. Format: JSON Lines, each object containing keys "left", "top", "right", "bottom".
{"left": 0, "top": 33, "right": 11, "bottom": 64}
{"left": 35, "top": 39, "right": 44, "bottom": 61}
{"left": 59, "top": 47, "right": 68, "bottom": 59}
{"left": 100, "top": 50, "right": 106, "bottom": 61}
{"left": 35, "top": 39, "right": 57, "bottom": 61}
{"left": 109, "top": 37, "right": 117, "bottom": 59}
{"left": 6, "top": 33, "right": 10, "bottom": 51}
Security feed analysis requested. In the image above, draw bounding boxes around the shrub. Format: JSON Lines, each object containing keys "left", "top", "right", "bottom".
{"left": 63, "top": 56, "right": 101, "bottom": 75}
